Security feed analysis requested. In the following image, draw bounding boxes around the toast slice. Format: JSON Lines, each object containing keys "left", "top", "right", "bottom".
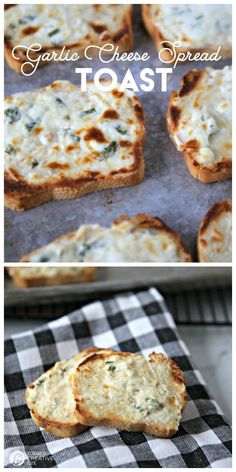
{"left": 167, "top": 67, "right": 232, "bottom": 183}
{"left": 4, "top": 80, "right": 145, "bottom": 211}
{"left": 25, "top": 347, "right": 108, "bottom": 437}
{"left": 198, "top": 199, "right": 232, "bottom": 263}
{"left": 7, "top": 266, "right": 96, "bottom": 288}
{"left": 21, "top": 214, "right": 191, "bottom": 262}
{"left": 142, "top": 5, "right": 232, "bottom": 61}
{"left": 73, "top": 351, "right": 187, "bottom": 437}
{"left": 4, "top": 4, "right": 133, "bottom": 73}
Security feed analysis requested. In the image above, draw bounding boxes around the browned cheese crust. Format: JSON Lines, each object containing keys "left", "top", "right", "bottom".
{"left": 141, "top": 5, "right": 232, "bottom": 62}
{"left": 166, "top": 69, "right": 231, "bottom": 183}
{"left": 4, "top": 5, "right": 133, "bottom": 73}
{"left": 8, "top": 267, "right": 96, "bottom": 288}
{"left": 198, "top": 199, "right": 232, "bottom": 262}
{"left": 73, "top": 351, "right": 187, "bottom": 438}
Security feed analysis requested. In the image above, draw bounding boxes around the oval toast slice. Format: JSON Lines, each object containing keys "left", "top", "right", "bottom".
{"left": 21, "top": 214, "right": 191, "bottom": 263}
{"left": 73, "top": 351, "right": 187, "bottom": 438}
{"left": 25, "top": 348, "right": 105, "bottom": 437}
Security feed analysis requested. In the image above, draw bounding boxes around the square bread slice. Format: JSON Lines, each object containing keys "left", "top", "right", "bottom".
{"left": 7, "top": 266, "right": 96, "bottom": 288}
{"left": 142, "top": 4, "right": 232, "bottom": 61}
{"left": 167, "top": 66, "right": 232, "bottom": 183}
{"left": 25, "top": 347, "right": 110, "bottom": 437}
{"left": 198, "top": 199, "right": 232, "bottom": 263}
{"left": 21, "top": 214, "right": 191, "bottom": 263}
{"left": 4, "top": 4, "right": 133, "bottom": 73}
{"left": 4, "top": 80, "right": 145, "bottom": 211}
{"left": 73, "top": 351, "right": 187, "bottom": 437}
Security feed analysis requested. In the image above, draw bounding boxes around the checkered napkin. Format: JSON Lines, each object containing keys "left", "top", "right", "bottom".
{"left": 4, "top": 288, "right": 232, "bottom": 468}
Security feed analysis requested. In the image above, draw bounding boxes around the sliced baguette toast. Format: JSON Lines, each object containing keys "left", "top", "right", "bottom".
{"left": 21, "top": 214, "right": 191, "bottom": 262}
{"left": 142, "top": 5, "right": 232, "bottom": 61}
{"left": 167, "top": 67, "right": 232, "bottom": 183}
{"left": 198, "top": 199, "right": 232, "bottom": 263}
{"left": 4, "top": 4, "right": 133, "bottom": 73}
{"left": 4, "top": 80, "right": 145, "bottom": 211}
{"left": 73, "top": 351, "right": 187, "bottom": 437}
{"left": 25, "top": 347, "right": 109, "bottom": 437}
{"left": 7, "top": 266, "right": 96, "bottom": 288}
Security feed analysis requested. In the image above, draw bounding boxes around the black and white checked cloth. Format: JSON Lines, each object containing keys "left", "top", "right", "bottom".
{"left": 4, "top": 288, "right": 232, "bottom": 468}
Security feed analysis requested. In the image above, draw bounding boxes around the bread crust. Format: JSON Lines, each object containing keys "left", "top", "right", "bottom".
{"left": 166, "top": 69, "right": 232, "bottom": 183}
{"left": 4, "top": 5, "right": 133, "bottom": 73}
{"left": 73, "top": 351, "right": 187, "bottom": 438}
{"left": 5, "top": 82, "right": 145, "bottom": 211}
{"left": 198, "top": 199, "right": 232, "bottom": 262}
{"left": 142, "top": 5, "right": 232, "bottom": 61}
{"left": 20, "top": 213, "right": 192, "bottom": 262}
{"left": 8, "top": 267, "right": 96, "bottom": 288}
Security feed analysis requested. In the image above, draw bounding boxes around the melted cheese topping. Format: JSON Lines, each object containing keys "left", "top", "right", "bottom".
{"left": 171, "top": 67, "right": 232, "bottom": 166}
{"left": 4, "top": 4, "right": 129, "bottom": 47}
{"left": 5, "top": 81, "right": 142, "bottom": 185}
{"left": 26, "top": 218, "right": 189, "bottom": 263}
{"left": 27, "top": 354, "right": 85, "bottom": 424}
{"left": 200, "top": 212, "right": 232, "bottom": 262}
{"left": 150, "top": 4, "right": 232, "bottom": 50}
{"left": 77, "top": 353, "right": 185, "bottom": 430}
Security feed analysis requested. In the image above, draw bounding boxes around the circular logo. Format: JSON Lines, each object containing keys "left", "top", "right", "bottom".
{"left": 8, "top": 449, "right": 26, "bottom": 466}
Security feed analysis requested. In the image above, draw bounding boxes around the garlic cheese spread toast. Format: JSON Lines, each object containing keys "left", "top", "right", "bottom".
{"left": 4, "top": 4, "right": 133, "bottom": 73}
{"left": 4, "top": 80, "right": 145, "bottom": 211}
{"left": 142, "top": 4, "right": 232, "bottom": 60}
{"left": 8, "top": 266, "right": 96, "bottom": 288}
{"left": 73, "top": 351, "right": 187, "bottom": 437}
{"left": 198, "top": 199, "right": 232, "bottom": 263}
{"left": 167, "top": 66, "right": 232, "bottom": 183}
{"left": 21, "top": 214, "right": 191, "bottom": 263}
{"left": 25, "top": 347, "right": 110, "bottom": 437}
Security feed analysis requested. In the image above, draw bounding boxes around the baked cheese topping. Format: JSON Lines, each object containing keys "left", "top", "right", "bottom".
{"left": 77, "top": 354, "right": 184, "bottom": 428}
{"left": 5, "top": 81, "right": 142, "bottom": 185}
{"left": 150, "top": 4, "right": 232, "bottom": 50}
{"left": 27, "top": 354, "right": 83, "bottom": 423}
{"left": 9, "top": 267, "right": 85, "bottom": 278}
{"left": 25, "top": 219, "right": 189, "bottom": 263}
{"left": 4, "top": 4, "right": 129, "bottom": 48}
{"left": 200, "top": 212, "right": 232, "bottom": 262}
{"left": 170, "top": 67, "right": 232, "bottom": 166}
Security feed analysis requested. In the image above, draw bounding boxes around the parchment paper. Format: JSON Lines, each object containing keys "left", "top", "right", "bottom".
{"left": 4, "top": 6, "right": 232, "bottom": 262}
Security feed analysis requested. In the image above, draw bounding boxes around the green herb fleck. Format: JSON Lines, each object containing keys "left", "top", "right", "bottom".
{"left": 5, "top": 107, "right": 21, "bottom": 124}
{"left": 55, "top": 97, "right": 65, "bottom": 106}
{"left": 4, "top": 35, "right": 12, "bottom": 41}
{"left": 5, "top": 144, "right": 16, "bottom": 155}
{"left": 80, "top": 107, "right": 96, "bottom": 118}
{"left": 39, "top": 256, "right": 50, "bottom": 262}
{"left": 108, "top": 365, "right": 116, "bottom": 372}
{"left": 78, "top": 243, "right": 92, "bottom": 259}
{"left": 48, "top": 28, "right": 60, "bottom": 37}
{"left": 36, "top": 379, "right": 45, "bottom": 386}
{"left": 116, "top": 126, "right": 127, "bottom": 135}
{"left": 19, "top": 15, "right": 36, "bottom": 25}
{"left": 25, "top": 120, "right": 38, "bottom": 132}
{"left": 65, "top": 129, "right": 81, "bottom": 142}
{"left": 100, "top": 141, "right": 118, "bottom": 160}
{"left": 31, "top": 159, "right": 39, "bottom": 168}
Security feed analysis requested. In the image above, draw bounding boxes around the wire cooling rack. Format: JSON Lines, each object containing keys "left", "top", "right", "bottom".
{"left": 5, "top": 286, "right": 231, "bottom": 325}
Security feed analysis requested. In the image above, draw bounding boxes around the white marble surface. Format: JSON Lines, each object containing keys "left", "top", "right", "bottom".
{"left": 4, "top": 320, "right": 232, "bottom": 424}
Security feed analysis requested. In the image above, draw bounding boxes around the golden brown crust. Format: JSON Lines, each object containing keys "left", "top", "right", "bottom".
{"left": 141, "top": 5, "right": 232, "bottom": 61}
{"left": 5, "top": 87, "right": 145, "bottom": 211}
{"left": 20, "top": 213, "right": 192, "bottom": 262}
{"left": 166, "top": 70, "right": 232, "bottom": 184}
{"left": 198, "top": 199, "right": 232, "bottom": 262}
{"left": 8, "top": 267, "right": 96, "bottom": 288}
{"left": 4, "top": 5, "right": 133, "bottom": 73}
{"left": 74, "top": 351, "right": 187, "bottom": 438}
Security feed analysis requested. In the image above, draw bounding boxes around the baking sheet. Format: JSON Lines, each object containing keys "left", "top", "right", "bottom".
{"left": 5, "top": 267, "right": 231, "bottom": 306}
{"left": 4, "top": 5, "right": 232, "bottom": 262}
